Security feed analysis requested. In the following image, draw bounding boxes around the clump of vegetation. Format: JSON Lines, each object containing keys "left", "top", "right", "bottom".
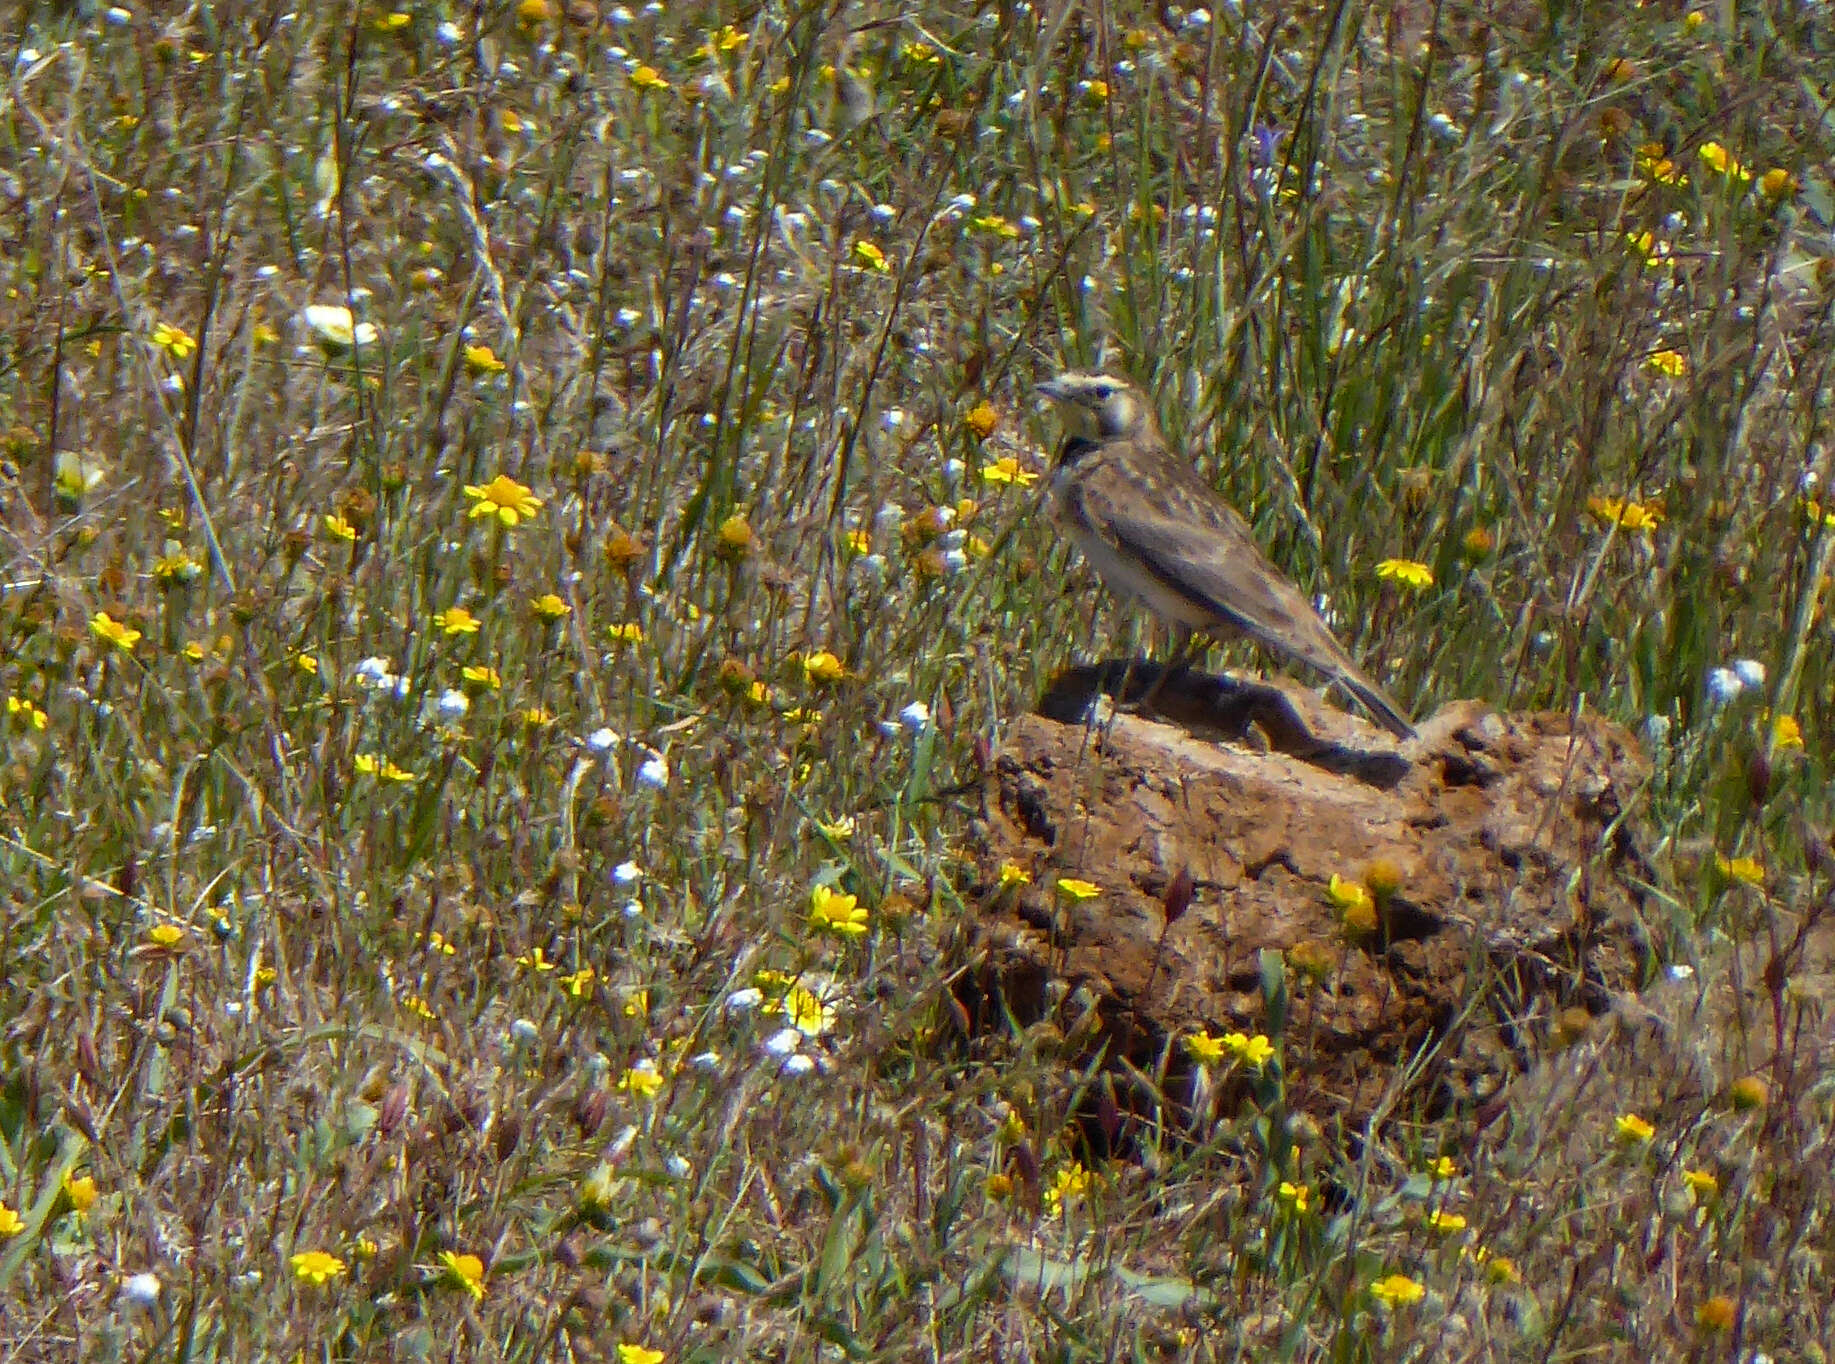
{"left": 1, "top": 1, "right": 1832, "bottom": 1358}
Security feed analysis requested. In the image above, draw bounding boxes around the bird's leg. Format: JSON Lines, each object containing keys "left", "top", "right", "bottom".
{"left": 1133, "top": 625, "right": 1198, "bottom": 713}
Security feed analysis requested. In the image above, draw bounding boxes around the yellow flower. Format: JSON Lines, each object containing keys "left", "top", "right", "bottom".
{"left": 151, "top": 546, "right": 204, "bottom": 585}
{"left": 629, "top": 64, "right": 669, "bottom": 92}
{"left": 617, "top": 1346, "right": 666, "bottom": 1364}
{"left": 980, "top": 456, "right": 1038, "bottom": 488}
{"left": 1369, "top": 1273, "right": 1425, "bottom": 1308}
{"left": 1426, "top": 1209, "right": 1467, "bottom": 1234}
{"left": 1587, "top": 496, "right": 1662, "bottom": 533}
{"left": 801, "top": 650, "right": 847, "bottom": 684}
{"left": 294, "top": 653, "right": 319, "bottom": 677}
{"left": 814, "top": 816, "right": 855, "bottom": 839}
{"left": 1771, "top": 714, "right": 1803, "bottom": 751}
{"left": 89, "top": 612, "right": 142, "bottom": 653}
{"left": 7, "top": 696, "right": 47, "bottom": 731}
{"left": 777, "top": 982, "right": 835, "bottom": 1036}
{"left": 608, "top": 622, "right": 645, "bottom": 645}
{"left": 1426, "top": 1156, "right": 1457, "bottom": 1181}
{"left": 463, "top": 474, "right": 542, "bottom": 528}
{"left": 1614, "top": 1112, "right": 1655, "bottom": 1144}
{"left": 515, "top": 946, "right": 555, "bottom": 972}
{"left": 461, "top": 664, "right": 501, "bottom": 690}
{"left": 290, "top": 1249, "right": 347, "bottom": 1286}
{"left": 1183, "top": 1030, "right": 1228, "bottom": 1066}
{"left": 1714, "top": 854, "right": 1765, "bottom": 887}
{"left": 373, "top": 11, "right": 412, "bottom": 32}
{"left": 1697, "top": 140, "right": 1751, "bottom": 183}
{"left": 1055, "top": 877, "right": 1101, "bottom": 901}
{"left": 151, "top": 321, "right": 197, "bottom": 358}
{"left": 1683, "top": 1169, "right": 1719, "bottom": 1200}
{"left": 616, "top": 1062, "right": 665, "bottom": 1099}
{"left": 996, "top": 862, "right": 1032, "bottom": 890}
{"left": 1625, "top": 229, "right": 1676, "bottom": 267}
{"left": 1224, "top": 1032, "right": 1275, "bottom": 1070}
{"left": 851, "top": 240, "right": 889, "bottom": 272}
{"left": 147, "top": 923, "right": 185, "bottom": 949}
{"left": 842, "top": 529, "right": 872, "bottom": 555}
{"left": 1276, "top": 1181, "right": 1310, "bottom": 1213}
{"left": 559, "top": 966, "right": 596, "bottom": 997}
{"left": 809, "top": 884, "right": 869, "bottom": 938}
{"left": 0, "top": 1203, "right": 22, "bottom": 1236}
{"left": 1043, "top": 1161, "right": 1091, "bottom": 1216}
{"left": 354, "top": 753, "right": 416, "bottom": 783}
{"left": 970, "top": 214, "right": 1021, "bottom": 240}
{"left": 435, "top": 605, "right": 481, "bottom": 636}
{"left": 1375, "top": 558, "right": 1434, "bottom": 591}
{"left": 62, "top": 1172, "right": 98, "bottom": 1212}
{"left": 767, "top": 75, "right": 791, "bottom": 95}
{"left": 324, "top": 513, "right": 357, "bottom": 542}
{"left": 531, "top": 592, "right": 571, "bottom": 620}
{"left": 439, "top": 1250, "right": 486, "bottom": 1300}
{"left": 463, "top": 343, "right": 506, "bottom": 376}
{"left": 1759, "top": 167, "right": 1797, "bottom": 199}
{"left": 964, "top": 401, "right": 999, "bottom": 439}
{"left": 1645, "top": 349, "right": 1686, "bottom": 378}
{"left": 716, "top": 513, "right": 756, "bottom": 557}
{"left": 1084, "top": 78, "right": 1109, "bottom": 103}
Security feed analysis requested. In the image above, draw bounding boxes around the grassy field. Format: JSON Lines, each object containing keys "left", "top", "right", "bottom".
{"left": 2, "top": 0, "right": 1833, "bottom": 1358}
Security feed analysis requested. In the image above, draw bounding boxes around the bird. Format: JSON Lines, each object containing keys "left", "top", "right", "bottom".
{"left": 1037, "top": 370, "right": 1416, "bottom": 741}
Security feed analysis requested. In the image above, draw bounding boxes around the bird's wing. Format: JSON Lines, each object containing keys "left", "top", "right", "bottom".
{"left": 1068, "top": 440, "right": 1365, "bottom": 681}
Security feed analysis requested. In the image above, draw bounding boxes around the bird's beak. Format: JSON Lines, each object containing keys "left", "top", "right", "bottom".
{"left": 1036, "top": 376, "right": 1071, "bottom": 403}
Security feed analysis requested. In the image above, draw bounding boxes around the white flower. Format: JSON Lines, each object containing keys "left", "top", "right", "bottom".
{"left": 760, "top": 1026, "right": 802, "bottom": 1058}
{"left": 1732, "top": 658, "right": 1767, "bottom": 690}
{"left": 778, "top": 1052, "right": 816, "bottom": 1077}
{"left": 665, "top": 1154, "right": 692, "bottom": 1179}
{"left": 437, "top": 688, "right": 470, "bottom": 719}
{"left": 899, "top": 701, "right": 931, "bottom": 733}
{"left": 688, "top": 1050, "right": 721, "bottom": 1072}
{"left": 724, "top": 988, "right": 763, "bottom": 1014}
{"left": 621, "top": 898, "right": 644, "bottom": 920}
{"left": 302, "top": 304, "right": 378, "bottom": 352}
{"left": 636, "top": 755, "right": 669, "bottom": 789}
{"left": 941, "top": 458, "right": 966, "bottom": 487}
{"left": 120, "top": 1272, "right": 162, "bottom": 1308}
{"left": 612, "top": 860, "right": 642, "bottom": 886}
{"left": 509, "top": 1018, "right": 541, "bottom": 1047}
{"left": 940, "top": 548, "right": 968, "bottom": 573}
{"left": 1706, "top": 667, "right": 1744, "bottom": 707}
{"left": 586, "top": 726, "right": 620, "bottom": 754}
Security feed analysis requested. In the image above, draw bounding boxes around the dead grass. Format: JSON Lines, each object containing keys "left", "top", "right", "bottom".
{"left": 1, "top": 1, "right": 1833, "bottom": 1359}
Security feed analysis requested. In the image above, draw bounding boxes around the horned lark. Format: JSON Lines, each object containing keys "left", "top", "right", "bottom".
{"left": 1039, "top": 371, "right": 1416, "bottom": 741}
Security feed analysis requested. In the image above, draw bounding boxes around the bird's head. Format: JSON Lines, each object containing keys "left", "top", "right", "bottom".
{"left": 1037, "top": 371, "right": 1151, "bottom": 442}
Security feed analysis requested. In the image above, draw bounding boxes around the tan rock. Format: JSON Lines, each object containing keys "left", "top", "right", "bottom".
{"left": 961, "top": 665, "right": 1655, "bottom": 1133}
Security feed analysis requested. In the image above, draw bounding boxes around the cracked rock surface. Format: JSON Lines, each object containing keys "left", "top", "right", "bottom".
{"left": 960, "top": 665, "right": 1657, "bottom": 1132}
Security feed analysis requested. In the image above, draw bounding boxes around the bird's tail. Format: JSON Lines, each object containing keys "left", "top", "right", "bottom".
{"left": 1336, "top": 671, "right": 1416, "bottom": 742}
